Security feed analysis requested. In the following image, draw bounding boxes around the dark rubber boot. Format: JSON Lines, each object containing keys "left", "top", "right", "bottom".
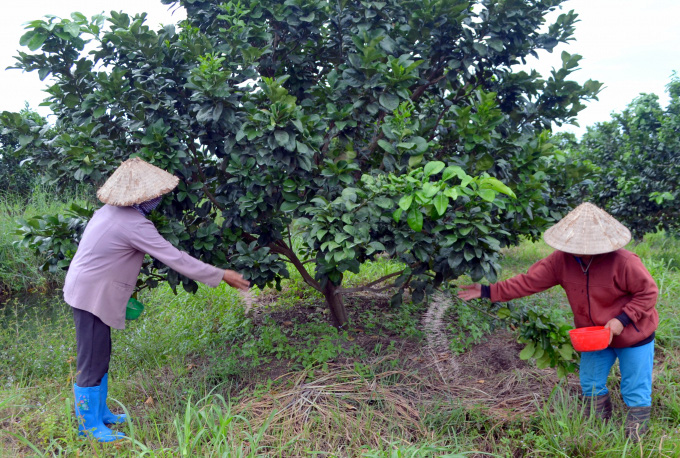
{"left": 625, "top": 406, "right": 651, "bottom": 442}
{"left": 100, "top": 373, "right": 127, "bottom": 425}
{"left": 583, "top": 393, "right": 612, "bottom": 420}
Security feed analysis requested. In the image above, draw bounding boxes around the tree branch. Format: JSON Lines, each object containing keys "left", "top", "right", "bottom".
{"left": 186, "top": 140, "right": 226, "bottom": 212}
{"left": 335, "top": 270, "right": 404, "bottom": 295}
{"left": 277, "top": 240, "right": 323, "bottom": 291}
{"left": 336, "top": 284, "right": 396, "bottom": 295}
{"left": 184, "top": 142, "right": 322, "bottom": 292}
{"left": 241, "top": 230, "right": 322, "bottom": 291}
{"left": 411, "top": 73, "right": 447, "bottom": 102}
{"left": 367, "top": 111, "right": 388, "bottom": 155}
{"left": 428, "top": 102, "right": 451, "bottom": 142}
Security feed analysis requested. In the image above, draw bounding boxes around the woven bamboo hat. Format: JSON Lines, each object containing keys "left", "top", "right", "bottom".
{"left": 543, "top": 202, "right": 631, "bottom": 255}
{"left": 97, "top": 157, "right": 179, "bottom": 206}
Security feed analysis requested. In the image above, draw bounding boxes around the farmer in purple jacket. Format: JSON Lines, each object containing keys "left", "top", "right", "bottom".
{"left": 64, "top": 157, "right": 249, "bottom": 442}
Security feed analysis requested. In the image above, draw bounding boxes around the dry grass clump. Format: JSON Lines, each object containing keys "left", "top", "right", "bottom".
{"left": 231, "top": 363, "right": 434, "bottom": 454}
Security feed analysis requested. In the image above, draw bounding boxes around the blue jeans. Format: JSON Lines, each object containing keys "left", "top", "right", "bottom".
{"left": 579, "top": 340, "right": 654, "bottom": 407}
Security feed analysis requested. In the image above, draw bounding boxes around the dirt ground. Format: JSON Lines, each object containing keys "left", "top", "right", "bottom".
{"left": 241, "top": 288, "right": 581, "bottom": 422}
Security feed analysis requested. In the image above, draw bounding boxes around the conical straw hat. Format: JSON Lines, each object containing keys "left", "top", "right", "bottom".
{"left": 543, "top": 202, "right": 631, "bottom": 255}
{"left": 97, "top": 157, "right": 180, "bottom": 206}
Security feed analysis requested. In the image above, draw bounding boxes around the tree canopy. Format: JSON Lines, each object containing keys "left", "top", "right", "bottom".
{"left": 12, "top": 0, "right": 600, "bottom": 326}
{"left": 0, "top": 107, "right": 52, "bottom": 196}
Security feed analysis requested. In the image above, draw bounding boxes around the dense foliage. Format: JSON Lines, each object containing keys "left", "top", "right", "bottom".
{"left": 0, "top": 108, "right": 50, "bottom": 196}
{"left": 11, "top": 0, "right": 600, "bottom": 326}
{"left": 570, "top": 76, "right": 680, "bottom": 239}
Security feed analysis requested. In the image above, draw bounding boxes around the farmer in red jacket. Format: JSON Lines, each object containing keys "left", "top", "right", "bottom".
{"left": 458, "top": 202, "right": 658, "bottom": 440}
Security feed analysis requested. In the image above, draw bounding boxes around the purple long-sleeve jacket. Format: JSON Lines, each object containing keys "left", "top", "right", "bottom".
{"left": 64, "top": 205, "right": 224, "bottom": 329}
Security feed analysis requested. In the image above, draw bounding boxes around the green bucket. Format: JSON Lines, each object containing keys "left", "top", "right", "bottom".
{"left": 126, "top": 297, "right": 145, "bottom": 320}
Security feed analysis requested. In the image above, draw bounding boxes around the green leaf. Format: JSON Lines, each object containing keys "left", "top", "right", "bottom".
{"left": 63, "top": 21, "right": 81, "bottom": 37}
{"left": 423, "top": 161, "right": 445, "bottom": 178}
{"left": 443, "top": 188, "right": 459, "bottom": 200}
{"left": 412, "top": 136, "right": 428, "bottom": 153}
{"left": 377, "top": 139, "right": 395, "bottom": 154}
{"left": 433, "top": 194, "right": 448, "bottom": 216}
{"left": 19, "top": 31, "right": 37, "bottom": 47}
{"left": 274, "top": 130, "right": 290, "bottom": 146}
{"left": 280, "top": 201, "right": 298, "bottom": 212}
{"left": 519, "top": 343, "right": 536, "bottom": 360}
{"left": 392, "top": 207, "right": 403, "bottom": 222}
{"left": 27, "top": 31, "right": 47, "bottom": 51}
{"left": 64, "top": 93, "right": 80, "bottom": 108}
{"left": 379, "top": 93, "right": 400, "bottom": 111}
{"left": 533, "top": 346, "right": 545, "bottom": 360}
{"left": 422, "top": 183, "right": 439, "bottom": 199}
{"left": 476, "top": 154, "right": 494, "bottom": 171}
{"left": 374, "top": 196, "right": 393, "bottom": 209}
{"left": 497, "top": 307, "right": 511, "bottom": 319}
{"left": 38, "top": 68, "right": 50, "bottom": 81}
{"left": 558, "top": 344, "right": 574, "bottom": 361}
{"left": 93, "top": 106, "right": 107, "bottom": 118}
{"left": 407, "top": 207, "right": 423, "bottom": 232}
{"left": 536, "top": 352, "right": 551, "bottom": 369}
{"left": 478, "top": 188, "right": 496, "bottom": 202}
{"left": 442, "top": 166, "right": 465, "bottom": 181}
{"left": 472, "top": 42, "right": 488, "bottom": 56}
{"left": 71, "top": 12, "right": 87, "bottom": 22}
{"left": 487, "top": 38, "right": 504, "bottom": 52}
{"left": 398, "top": 194, "right": 413, "bottom": 211}
{"left": 18, "top": 135, "right": 34, "bottom": 147}
{"left": 316, "top": 229, "right": 328, "bottom": 240}
{"left": 296, "top": 141, "right": 312, "bottom": 154}
{"left": 483, "top": 177, "right": 516, "bottom": 198}
{"left": 408, "top": 155, "right": 423, "bottom": 167}
{"left": 368, "top": 241, "right": 385, "bottom": 253}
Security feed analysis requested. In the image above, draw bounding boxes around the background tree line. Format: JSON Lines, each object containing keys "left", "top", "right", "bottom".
{"left": 560, "top": 75, "right": 680, "bottom": 240}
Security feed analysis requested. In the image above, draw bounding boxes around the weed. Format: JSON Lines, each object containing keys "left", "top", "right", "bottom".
{"left": 443, "top": 297, "right": 505, "bottom": 354}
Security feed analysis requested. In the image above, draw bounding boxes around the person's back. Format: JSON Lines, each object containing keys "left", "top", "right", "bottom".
{"left": 64, "top": 205, "right": 149, "bottom": 329}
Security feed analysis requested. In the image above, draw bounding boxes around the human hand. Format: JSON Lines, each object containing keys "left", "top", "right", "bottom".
{"left": 457, "top": 284, "right": 481, "bottom": 301}
{"left": 604, "top": 318, "right": 624, "bottom": 344}
{"left": 222, "top": 270, "right": 250, "bottom": 291}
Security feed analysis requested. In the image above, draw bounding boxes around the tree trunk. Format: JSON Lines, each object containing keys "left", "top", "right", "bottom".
{"left": 322, "top": 280, "right": 348, "bottom": 328}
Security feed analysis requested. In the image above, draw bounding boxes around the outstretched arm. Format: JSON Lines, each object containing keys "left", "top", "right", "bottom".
{"left": 457, "top": 284, "right": 481, "bottom": 301}
{"left": 223, "top": 269, "right": 249, "bottom": 291}
{"left": 458, "top": 252, "right": 561, "bottom": 303}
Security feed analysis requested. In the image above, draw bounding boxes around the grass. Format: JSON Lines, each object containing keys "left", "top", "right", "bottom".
{"left": 1, "top": 196, "right": 680, "bottom": 456}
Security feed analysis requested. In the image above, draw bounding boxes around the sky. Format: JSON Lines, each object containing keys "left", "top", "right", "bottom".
{"left": 0, "top": 1, "right": 186, "bottom": 113}
{"left": 0, "top": 0, "right": 678, "bottom": 138}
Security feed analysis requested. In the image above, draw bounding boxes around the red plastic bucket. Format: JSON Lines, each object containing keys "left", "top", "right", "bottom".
{"left": 569, "top": 326, "right": 610, "bottom": 352}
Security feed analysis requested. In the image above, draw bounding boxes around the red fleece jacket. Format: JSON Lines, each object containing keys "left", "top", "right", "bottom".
{"left": 490, "top": 249, "right": 658, "bottom": 348}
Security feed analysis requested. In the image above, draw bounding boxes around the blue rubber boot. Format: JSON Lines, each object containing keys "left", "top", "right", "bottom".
{"left": 101, "top": 373, "right": 127, "bottom": 425}
{"left": 74, "top": 383, "right": 125, "bottom": 442}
